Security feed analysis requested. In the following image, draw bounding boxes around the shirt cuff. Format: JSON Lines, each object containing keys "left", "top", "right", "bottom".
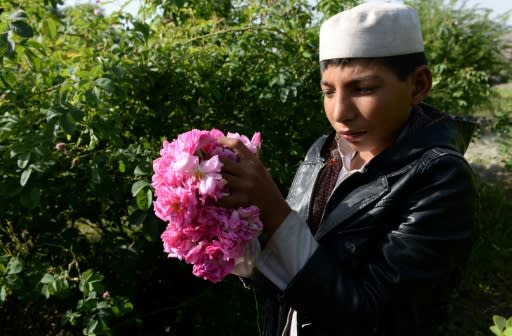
{"left": 255, "top": 210, "right": 319, "bottom": 290}
{"left": 231, "top": 238, "right": 261, "bottom": 278}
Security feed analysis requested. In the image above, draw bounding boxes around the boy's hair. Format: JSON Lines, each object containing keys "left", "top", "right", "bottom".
{"left": 320, "top": 52, "right": 428, "bottom": 81}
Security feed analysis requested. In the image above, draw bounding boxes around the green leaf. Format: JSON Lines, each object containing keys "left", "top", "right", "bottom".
{"left": 79, "top": 269, "right": 93, "bottom": 293}
{"left": 504, "top": 329, "right": 512, "bottom": 336}
{"left": 84, "top": 319, "right": 99, "bottom": 335}
{"left": 45, "top": 17, "right": 58, "bottom": 41}
{"left": 495, "top": 316, "right": 508, "bottom": 331}
{"left": 6, "top": 257, "right": 23, "bottom": 275}
{"left": 0, "top": 33, "right": 9, "bottom": 58}
{"left": 20, "top": 167, "right": 32, "bottom": 187}
{"left": 95, "top": 77, "right": 113, "bottom": 92}
{"left": 0, "top": 69, "right": 17, "bottom": 88}
{"left": 490, "top": 325, "right": 503, "bottom": 336}
{"left": 63, "top": 310, "right": 81, "bottom": 326}
{"left": 40, "top": 273, "right": 55, "bottom": 284}
{"left": 0, "top": 285, "right": 6, "bottom": 302}
{"left": 79, "top": 269, "right": 104, "bottom": 298}
{"left": 89, "top": 133, "right": 99, "bottom": 151}
{"left": 97, "top": 301, "right": 109, "bottom": 310}
{"left": 17, "top": 152, "right": 31, "bottom": 169}
{"left": 118, "top": 160, "right": 126, "bottom": 173}
{"left": 111, "top": 296, "right": 133, "bottom": 317}
{"left": 136, "top": 188, "right": 152, "bottom": 210}
{"left": 41, "top": 284, "right": 50, "bottom": 299}
{"left": 24, "top": 48, "right": 42, "bottom": 71}
{"left": 134, "top": 165, "right": 150, "bottom": 176}
{"left": 131, "top": 180, "right": 150, "bottom": 197}
{"left": 25, "top": 40, "right": 46, "bottom": 54}
{"left": 0, "top": 32, "right": 15, "bottom": 57}
{"left": 10, "top": 21, "right": 34, "bottom": 38}
{"left": 132, "top": 21, "right": 151, "bottom": 40}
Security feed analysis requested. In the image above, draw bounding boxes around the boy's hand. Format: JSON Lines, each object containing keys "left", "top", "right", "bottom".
{"left": 217, "top": 136, "right": 291, "bottom": 236}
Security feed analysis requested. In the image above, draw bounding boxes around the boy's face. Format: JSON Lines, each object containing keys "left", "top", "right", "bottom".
{"left": 320, "top": 59, "right": 416, "bottom": 161}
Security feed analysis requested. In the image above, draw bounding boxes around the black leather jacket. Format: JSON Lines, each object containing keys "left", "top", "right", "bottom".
{"left": 263, "top": 104, "right": 478, "bottom": 336}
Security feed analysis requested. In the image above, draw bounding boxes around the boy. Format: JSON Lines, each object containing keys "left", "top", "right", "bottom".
{"left": 219, "top": 2, "right": 477, "bottom": 335}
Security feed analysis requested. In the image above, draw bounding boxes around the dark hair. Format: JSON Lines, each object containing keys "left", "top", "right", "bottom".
{"left": 320, "top": 52, "right": 428, "bottom": 81}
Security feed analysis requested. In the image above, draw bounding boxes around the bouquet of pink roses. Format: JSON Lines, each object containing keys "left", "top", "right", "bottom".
{"left": 152, "top": 129, "right": 263, "bottom": 283}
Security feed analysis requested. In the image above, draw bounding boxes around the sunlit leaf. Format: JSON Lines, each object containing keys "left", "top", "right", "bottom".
{"left": 40, "top": 273, "right": 55, "bottom": 284}
{"left": 136, "top": 188, "right": 152, "bottom": 210}
{"left": 0, "top": 286, "right": 6, "bottom": 302}
{"left": 134, "top": 165, "right": 149, "bottom": 176}
{"left": 95, "top": 77, "right": 113, "bottom": 92}
{"left": 45, "top": 17, "right": 59, "bottom": 41}
{"left": 118, "top": 160, "right": 126, "bottom": 173}
{"left": 0, "top": 69, "right": 17, "bottom": 88}
{"left": 131, "top": 180, "right": 149, "bottom": 197}
{"left": 24, "top": 48, "right": 42, "bottom": 71}
{"left": 495, "top": 315, "right": 508, "bottom": 331}
{"left": 17, "top": 152, "right": 31, "bottom": 169}
{"left": 6, "top": 257, "right": 23, "bottom": 275}
{"left": 490, "top": 325, "right": 502, "bottom": 336}
{"left": 20, "top": 167, "right": 32, "bottom": 186}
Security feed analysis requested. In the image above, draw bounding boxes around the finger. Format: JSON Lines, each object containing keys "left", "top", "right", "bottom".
{"left": 220, "top": 173, "right": 246, "bottom": 192}
{"left": 218, "top": 191, "right": 251, "bottom": 209}
{"left": 218, "top": 156, "right": 238, "bottom": 172}
{"left": 217, "top": 137, "right": 254, "bottom": 160}
{"left": 219, "top": 158, "right": 248, "bottom": 180}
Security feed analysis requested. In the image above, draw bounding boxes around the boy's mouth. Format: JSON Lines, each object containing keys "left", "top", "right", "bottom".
{"left": 338, "top": 130, "right": 366, "bottom": 142}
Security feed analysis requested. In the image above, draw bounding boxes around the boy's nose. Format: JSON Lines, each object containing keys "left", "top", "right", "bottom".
{"left": 333, "top": 93, "right": 356, "bottom": 123}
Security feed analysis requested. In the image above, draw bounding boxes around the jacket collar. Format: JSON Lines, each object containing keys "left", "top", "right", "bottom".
{"left": 361, "top": 103, "right": 476, "bottom": 174}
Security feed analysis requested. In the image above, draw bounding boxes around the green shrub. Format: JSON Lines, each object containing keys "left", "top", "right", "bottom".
{"left": 0, "top": 1, "right": 323, "bottom": 334}
{"left": 407, "top": 0, "right": 511, "bottom": 114}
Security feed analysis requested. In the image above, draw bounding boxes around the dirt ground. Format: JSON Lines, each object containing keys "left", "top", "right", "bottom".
{"left": 465, "top": 130, "right": 512, "bottom": 189}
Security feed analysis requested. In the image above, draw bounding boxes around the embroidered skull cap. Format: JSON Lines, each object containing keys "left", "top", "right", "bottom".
{"left": 319, "top": 1, "right": 425, "bottom": 61}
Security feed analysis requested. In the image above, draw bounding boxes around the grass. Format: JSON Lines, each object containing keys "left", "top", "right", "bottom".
{"left": 445, "top": 83, "right": 512, "bottom": 335}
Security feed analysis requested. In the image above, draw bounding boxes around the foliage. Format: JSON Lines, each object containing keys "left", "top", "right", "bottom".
{"left": 315, "top": 0, "right": 360, "bottom": 18}
{"left": 407, "top": 0, "right": 512, "bottom": 114}
{"left": 0, "top": 0, "right": 511, "bottom": 334}
{"left": 491, "top": 85, "right": 512, "bottom": 170}
{"left": 490, "top": 315, "right": 512, "bottom": 336}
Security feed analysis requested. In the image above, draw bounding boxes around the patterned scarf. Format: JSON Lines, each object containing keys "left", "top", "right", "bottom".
{"left": 308, "top": 136, "right": 343, "bottom": 234}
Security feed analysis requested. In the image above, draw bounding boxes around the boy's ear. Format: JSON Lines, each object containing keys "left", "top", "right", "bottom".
{"left": 411, "top": 65, "right": 432, "bottom": 105}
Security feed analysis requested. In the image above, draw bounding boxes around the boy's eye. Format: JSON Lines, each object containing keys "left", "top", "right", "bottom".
{"left": 322, "top": 90, "right": 335, "bottom": 98}
{"left": 356, "top": 87, "right": 375, "bottom": 94}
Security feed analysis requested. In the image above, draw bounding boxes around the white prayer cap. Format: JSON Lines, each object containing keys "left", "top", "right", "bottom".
{"left": 319, "top": 2, "right": 425, "bottom": 61}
